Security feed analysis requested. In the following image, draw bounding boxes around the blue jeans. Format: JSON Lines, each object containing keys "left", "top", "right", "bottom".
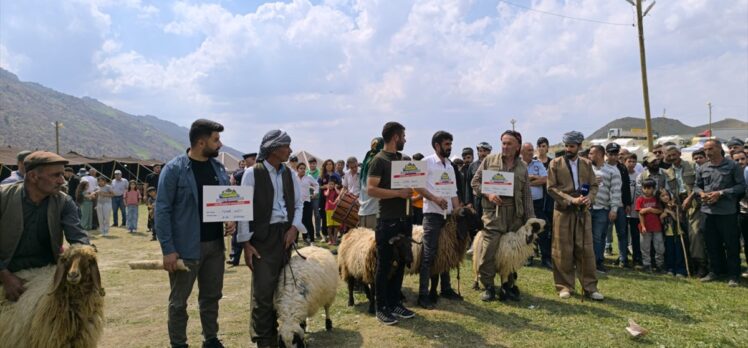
{"left": 126, "top": 205, "right": 139, "bottom": 231}
{"left": 611, "top": 206, "right": 628, "bottom": 263}
{"left": 112, "top": 196, "right": 126, "bottom": 226}
{"left": 591, "top": 208, "right": 610, "bottom": 265}
{"left": 664, "top": 235, "right": 687, "bottom": 275}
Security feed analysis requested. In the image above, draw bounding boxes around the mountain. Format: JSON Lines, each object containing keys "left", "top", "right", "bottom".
{"left": 588, "top": 116, "right": 747, "bottom": 140}
{"left": 0, "top": 68, "right": 242, "bottom": 161}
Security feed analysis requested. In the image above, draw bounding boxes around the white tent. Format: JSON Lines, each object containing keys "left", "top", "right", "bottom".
{"left": 293, "top": 150, "right": 322, "bottom": 167}
{"left": 656, "top": 135, "right": 687, "bottom": 147}
{"left": 219, "top": 152, "right": 241, "bottom": 172}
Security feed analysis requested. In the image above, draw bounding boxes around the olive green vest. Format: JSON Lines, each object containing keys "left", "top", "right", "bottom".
{"left": 249, "top": 162, "right": 295, "bottom": 242}
{"left": 0, "top": 182, "right": 67, "bottom": 271}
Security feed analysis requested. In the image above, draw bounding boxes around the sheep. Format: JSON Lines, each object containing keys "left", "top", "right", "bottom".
{"left": 0, "top": 244, "right": 105, "bottom": 348}
{"left": 338, "top": 227, "right": 415, "bottom": 314}
{"left": 471, "top": 218, "right": 546, "bottom": 301}
{"left": 275, "top": 246, "right": 338, "bottom": 348}
{"left": 406, "top": 206, "right": 482, "bottom": 298}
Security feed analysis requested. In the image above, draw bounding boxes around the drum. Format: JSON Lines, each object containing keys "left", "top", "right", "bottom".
{"left": 332, "top": 193, "right": 360, "bottom": 227}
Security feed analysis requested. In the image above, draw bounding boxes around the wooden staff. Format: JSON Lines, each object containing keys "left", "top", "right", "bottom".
{"left": 675, "top": 205, "right": 691, "bottom": 277}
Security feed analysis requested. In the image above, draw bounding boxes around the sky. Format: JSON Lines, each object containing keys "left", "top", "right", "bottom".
{"left": 1, "top": 0, "right": 746, "bottom": 160}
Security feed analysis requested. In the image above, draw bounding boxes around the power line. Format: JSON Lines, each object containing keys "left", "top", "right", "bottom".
{"left": 498, "top": 0, "right": 634, "bottom": 27}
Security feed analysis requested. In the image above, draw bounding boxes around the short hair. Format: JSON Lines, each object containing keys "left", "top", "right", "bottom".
{"left": 653, "top": 143, "right": 664, "bottom": 150}
{"left": 153, "top": 164, "right": 162, "bottom": 168}
{"left": 382, "top": 122, "right": 405, "bottom": 143}
{"left": 625, "top": 153, "right": 638, "bottom": 161}
{"left": 64, "top": 167, "right": 74, "bottom": 173}
{"left": 412, "top": 153, "right": 424, "bottom": 161}
{"left": 705, "top": 139, "right": 722, "bottom": 148}
{"left": 402, "top": 155, "right": 412, "bottom": 161}
{"left": 189, "top": 119, "right": 224, "bottom": 146}
{"left": 346, "top": 156, "right": 357, "bottom": 164}
{"left": 641, "top": 179, "right": 656, "bottom": 188}
{"left": 537, "top": 137, "right": 549, "bottom": 146}
{"left": 308, "top": 157, "right": 317, "bottom": 163}
{"left": 692, "top": 149, "right": 705, "bottom": 158}
{"left": 97, "top": 176, "right": 110, "bottom": 183}
{"left": 297, "top": 162, "right": 307, "bottom": 169}
{"left": 431, "top": 131, "right": 453, "bottom": 150}
{"left": 666, "top": 145, "right": 680, "bottom": 153}
{"left": 590, "top": 145, "right": 605, "bottom": 154}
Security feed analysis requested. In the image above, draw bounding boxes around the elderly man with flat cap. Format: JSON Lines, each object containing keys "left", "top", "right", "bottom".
{"left": 236, "top": 129, "right": 305, "bottom": 347}
{"left": 1, "top": 150, "right": 33, "bottom": 185}
{"left": 546, "top": 131, "right": 604, "bottom": 300}
{"left": 0, "top": 151, "right": 90, "bottom": 302}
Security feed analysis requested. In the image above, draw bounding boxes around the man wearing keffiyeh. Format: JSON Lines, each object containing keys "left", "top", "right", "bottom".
{"left": 547, "top": 131, "right": 604, "bottom": 301}
{"left": 236, "top": 129, "right": 306, "bottom": 347}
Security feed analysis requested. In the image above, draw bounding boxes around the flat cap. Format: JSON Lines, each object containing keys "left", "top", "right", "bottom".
{"left": 476, "top": 142, "right": 492, "bottom": 151}
{"left": 114, "top": 170, "right": 122, "bottom": 175}
{"left": 605, "top": 143, "right": 621, "bottom": 153}
{"left": 242, "top": 152, "right": 258, "bottom": 159}
{"left": 17, "top": 150, "right": 33, "bottom": 162}
{"left": 726, "top": 137, "right": 744, "bottom": 147}
{"left": 23, "top": 151, "right": 69, "bottom": 171}
{"left": 461, "top": 147, "right": 474, "bottom": 155}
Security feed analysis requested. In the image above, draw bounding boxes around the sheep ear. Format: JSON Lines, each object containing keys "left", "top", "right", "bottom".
{"left": 91, "top": 259, "right": 104, "bottom": 296}
{"left": 50, "top": 259, "right": 67, "bottom": 294}
{"left": 531, "top": 222, "right": 542, "bottom": 234}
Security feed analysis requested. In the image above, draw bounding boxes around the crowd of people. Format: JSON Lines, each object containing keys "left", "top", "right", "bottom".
{"left": 1, "top": 118, "right": 746, "bottom": 348}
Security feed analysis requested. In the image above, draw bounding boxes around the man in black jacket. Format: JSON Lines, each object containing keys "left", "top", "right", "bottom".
{"left": 605, "top": 143, "right": 633, "bottom": 267}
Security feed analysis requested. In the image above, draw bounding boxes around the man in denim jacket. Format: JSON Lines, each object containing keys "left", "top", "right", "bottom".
{"left": 156, "top": 119, "right": 235, "bottom": 348}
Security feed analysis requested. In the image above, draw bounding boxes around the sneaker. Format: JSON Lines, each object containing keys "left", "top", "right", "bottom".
{"left": 391, "top": 304, "right": 415, "bottom": 319}
{"left": 675, "top": 273, "right": 686, "bottom": 278}
{"left": 151, "top": 235, "right": 157, "bottom": 241}
{"left": 440, "top": 288, "right": 463, "bottom": 301}
{"left": 587, "top": 291, "right": 604, "bottom": 301}
{"left": 376, "top": 309, "right": 398, "bottom": 325}
{"left": 742, "top": 272, "right": 748, "bottom": 279}
{"left": 417, "top": 295, "right": 435, "bottom": 310}
{"left": 700, "top": 272, "right": 718, "bottom": 282}
{"left": 481, "top": 286, "right": 497, "bottom": 301}
{"left": 559, "top": 290, "right": 571, "bottom": 299}
{"left": 202, "top": 337, "right": 225, "bottom": 348}
{"left": 728, "top": 278, "right": 739, "bottom": 287}
{"left": 596, "top": 264, "right": 608, "bottom": 274}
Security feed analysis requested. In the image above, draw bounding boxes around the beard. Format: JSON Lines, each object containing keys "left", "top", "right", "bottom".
{"left": 564, "top": 150, "right": 577, "bottom": 159}
{"left": 203, "top": 147, "right": 220, "bottom": 158}
{"left": 440, "top": 148, "right": 451, "bottom": 158}
{"left": 396, "top": 140, "right": 405, "bottom": 151}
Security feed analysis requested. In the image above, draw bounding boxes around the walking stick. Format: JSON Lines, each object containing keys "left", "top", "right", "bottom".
{"left": 675, "top": 205, "right": 691, "bottom": 277}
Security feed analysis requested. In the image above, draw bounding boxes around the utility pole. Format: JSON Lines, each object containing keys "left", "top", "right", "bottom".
{"left": 707, "top": 102, "right": 712, "bottom": 138}
{"left": 52, "top": 121, "right": 64, "bottom": 154}
{"left": 510, "top": 119, "right": 517, "bottom": 131}
{"left": 631, "top": 0, "right": 655, "bottom": 151}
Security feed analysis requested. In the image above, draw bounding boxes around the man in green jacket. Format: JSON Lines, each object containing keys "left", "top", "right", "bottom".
{"left": 0, "top": 151, "right": 90, "bottom": 301}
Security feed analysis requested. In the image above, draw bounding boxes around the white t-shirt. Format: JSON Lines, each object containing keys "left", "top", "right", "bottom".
{"left": 342, "top": 171, "right": 361, "bottom": 197}
{"left": 422, "top": 154, "right": 457, "bottom": 214}
{"left": 82, "top": 175, "right": 98, "bottom": 193}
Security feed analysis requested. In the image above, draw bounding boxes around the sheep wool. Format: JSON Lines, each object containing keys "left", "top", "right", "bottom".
{"left": 407, "top": 212, "right": 471, "bottom": 276}
{"left": 472, "top": 218, "right": 546, "bottom": 284}
{"left": 0, "top": 244, "right": 105, "bottom": 348}
{"left": 338, "top": 227, "right": 377, "bottom": 285}
{"left": 275, "top": 246, "right": 338, "bottom": 348}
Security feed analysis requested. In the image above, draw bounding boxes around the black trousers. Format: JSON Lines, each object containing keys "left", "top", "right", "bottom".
{"left": 739, "top": 213, "right": 748, "bottom": 268}
{"left": 703, "top": 213, "right": 741, "bottom": 278}
{"left": 627, "top": 217, "right": 642, "bottom": 263}
{"left": 302, "top": 201, "right": 314, "bottom": 242}
{"left": 533, "top": 199, "right": 551, "bottom": 262}
{"left": 250, "top": 223, "right": 288, "bottom": 346}
{"left": 375, "top": 218, "right": 411, "bottom": 310}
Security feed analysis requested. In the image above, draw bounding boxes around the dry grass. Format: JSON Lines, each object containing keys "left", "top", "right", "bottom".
{"left": 92, "top": 206, "right": 748, "bottom": 347}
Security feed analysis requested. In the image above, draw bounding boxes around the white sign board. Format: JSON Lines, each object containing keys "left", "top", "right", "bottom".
{"left": 431, "top": 169, "right": 457, "bottom": 197}
{"left": 481, "top": 170, "right": 515, "bottom": 197}
{"left": 391, "top": 161, "right": 428, "bottom": 189}
{"left": 202, "top": 186, "right": 254, "bottom": 222}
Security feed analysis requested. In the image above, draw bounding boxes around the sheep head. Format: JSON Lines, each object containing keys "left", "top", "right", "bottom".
{"left": 51, "top": 244, "right": 104, "bottom": 297}
{"left": 521, "top": 218, "right": 547, "bottom": 245}
{"left": 278, "top": 321, "right": 306, "bottom": 348}
{"left": 389, "top": 234, "right": 417, "bottom": 268}
{"left": 454, "top": 206, "right": 483, "bottom": 240}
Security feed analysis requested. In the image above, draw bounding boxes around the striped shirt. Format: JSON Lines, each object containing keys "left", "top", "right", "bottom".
{"left": 592, "top": 162, "right": 622, "bottom": 211}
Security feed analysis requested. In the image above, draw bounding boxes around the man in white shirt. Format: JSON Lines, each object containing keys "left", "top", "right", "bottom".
{"left": 81, "top": 168, "right": 99, "bottom": 194}
{"left": 415, "top": 131, "right": 463, "bottom": 309}
{"left": 340, "top": 157, "right": 360, "bottom": 198}
{"left": 110, "top": 170, "right": 129, "bottom": 227}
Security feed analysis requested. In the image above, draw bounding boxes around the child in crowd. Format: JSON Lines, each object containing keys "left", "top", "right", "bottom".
{"left": 95, "top": 176, "right": 114, "bottom": 236}
{"left": 635, "top": 179, "right": 665, "bottom": 273}
{"left": 146, "top": 187, "right": 157, "bottom": 240}
{"left": 76, "top": 181, "right": 95, "bottom": 230}
{"left": 660, "top": 189, "right": 687, "bottom": 277}
{"left": 124, "top": 180, "right": 141, "bottom": 233}
{"left": 324, "top": 181, "right": 341, "bottom": 245}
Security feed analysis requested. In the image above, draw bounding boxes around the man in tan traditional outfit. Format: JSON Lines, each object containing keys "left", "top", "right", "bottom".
{"left": 547, "top": 131, "right": 604, "bottom": 300}
{"left": 471, "top": 130, "right": 534, "bottom": 301}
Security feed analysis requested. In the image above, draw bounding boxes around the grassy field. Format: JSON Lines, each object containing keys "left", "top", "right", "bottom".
{"left": 93, "top": 206, "right": 748, "bottom": 347}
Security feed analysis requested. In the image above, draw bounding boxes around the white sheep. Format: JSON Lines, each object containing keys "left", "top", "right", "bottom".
{"left": 471, "top": 218, "right": 546, "bottom": 301}
{"left": 338, "top": 227, "right": 414, "bottom": 314}
{"left": 275, "top": 246, "right": 338, "bottom": 348}
{"left": 0, "top": 244, "right": 105, "bottom": 348}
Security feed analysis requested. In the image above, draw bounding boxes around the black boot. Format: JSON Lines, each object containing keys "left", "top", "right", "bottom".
{"left": 481, "top": 285, "right": 497, "bottom": 301}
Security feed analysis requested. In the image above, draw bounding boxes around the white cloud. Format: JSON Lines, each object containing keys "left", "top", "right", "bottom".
{"left": 0, "top": 44, "right": 30, "bottom": 73}
{"left": 3, "top": 0, "right": 746, "bottom": 158}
